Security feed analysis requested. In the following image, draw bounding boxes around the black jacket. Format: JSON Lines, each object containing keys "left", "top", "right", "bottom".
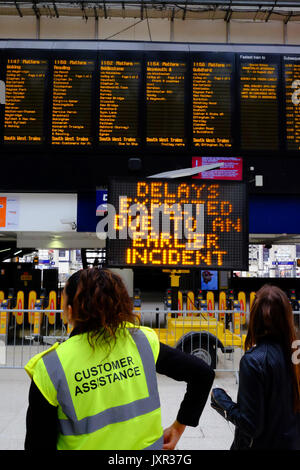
{"left": 212, "top": 338, "right": 300, "bottom": 450}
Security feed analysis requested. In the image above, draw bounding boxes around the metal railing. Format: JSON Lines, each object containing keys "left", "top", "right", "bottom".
{"left": 1, "top": 308, "right": 299, "bottom": 372}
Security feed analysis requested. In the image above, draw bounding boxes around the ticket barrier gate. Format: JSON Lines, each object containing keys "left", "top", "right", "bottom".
{"left": 186, "top": 291, "right": 196, "bottom": 315}
{"left": 30, "top": 289, "right": 47, "bottom": 337}
{"left": 232, "top": 300, "right": 241, "bottom": 336}
{"left": 195, "top": 290, "right": 215, "bottom": 318}
{"left": 225, "top": 290, "right": 234, "bottom": 330}
{"left": 238, "top": 291, "right": 247, "bottom": 325}
{"left": 164, "top": 289, "right": 172, "bottom": 311}
{"left": 250, "top": 291, "right": 256, "bottom": 311}
{"left": 289, "top": 290, "right": 300, "bottom": 329}
{"left": 219, "top": 291, "right": 226, "bottom": 322}
{"left": 13, "top": 291, "right": 25, "bottom": 327}
{"left": 133, "top": 288, "right": 141, "bottom": 317}
{"left": 0, "top": 290, "right": 13, "bottom": 339}
{"left": 206, "top": 291, "right": 215, "bottom": 317}
{"left": 45, "top": 291, "right": 57, "bottom": 327}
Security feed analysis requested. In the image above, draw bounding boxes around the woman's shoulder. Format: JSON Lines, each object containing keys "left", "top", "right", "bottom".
{"left": 242, "top": 342, "right": 269, "bottom": 369}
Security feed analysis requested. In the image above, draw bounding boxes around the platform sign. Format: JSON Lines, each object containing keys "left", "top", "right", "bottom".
{"left": 106, "top": 178, "right": 248, "bottom": 270}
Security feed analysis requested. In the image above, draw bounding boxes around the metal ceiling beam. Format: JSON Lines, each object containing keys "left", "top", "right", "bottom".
{"left": 3, "top": 1, "right": 300, "bottom": 7}
{"left": 284, "top": 10, "right": 293, "bottom": 23}
{"left": 14, "top": 1, "right": 23, "bottom": 17}
{"left": 53, "top": 1, "right": 59, "bottom": 17}
{"left": 81, "top": 1, "right": 88, "bottom": 20}
{"left": 32, "top": 0, "right": 40, "bottom": 19}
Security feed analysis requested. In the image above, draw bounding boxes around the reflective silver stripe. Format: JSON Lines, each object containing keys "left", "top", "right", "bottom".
{"left": 43, "top": 328, "right": 161, "bottom": 440}
{"left": 143, "top": 435, "right": 164, "bottom": 450}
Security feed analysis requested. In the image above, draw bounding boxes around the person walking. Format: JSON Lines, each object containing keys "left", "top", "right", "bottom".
{"left": 25, "top": 267, "right": 214, "bottom": 450}
{"left": 211, "top": 284, "right": 300, "bottom": 450}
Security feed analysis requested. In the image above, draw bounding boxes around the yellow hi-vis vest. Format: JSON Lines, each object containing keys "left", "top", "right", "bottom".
{"left": 25, "top": 325, "right": 163, "bottom": 450}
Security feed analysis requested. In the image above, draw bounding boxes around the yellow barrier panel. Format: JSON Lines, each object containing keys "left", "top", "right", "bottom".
{"left": 60, "top": 292, "right": 67, "bottom": 323}
{"left": 250, "top": 291, "right": 256, "bottom": 311}
{"left": 207, "top": 291, "right": 215, "bottom": 318}
{"left": 46, "top": 291, "right": 57, "bottom": 325}
{"left": 178, "top": 291, "right": 183, "bottom": 316}
{"left": 186, "top": 291, "right": 195, "bottom": 316}
{"left": 238, "top": 291, "right": 246, "bottom": 325}
{"left": 0, "top": 291, "right": 7, "bottom": 335}
{"left": 14, "top": 291, "right": 25, "bottom": 325}
{"left": 28, "top": 291, "right": 37, "bottom": 325}
{"left": 219, "top": 291, "right": 226, "bottom": 322}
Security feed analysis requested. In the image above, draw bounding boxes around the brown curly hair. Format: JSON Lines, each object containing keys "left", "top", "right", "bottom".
{"left": 65, "top": 267, "right": 139, "bottom": 348}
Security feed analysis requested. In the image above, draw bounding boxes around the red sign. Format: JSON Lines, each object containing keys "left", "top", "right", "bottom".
{"left": 192, "top": 157, "right": 243, "bottom": 181}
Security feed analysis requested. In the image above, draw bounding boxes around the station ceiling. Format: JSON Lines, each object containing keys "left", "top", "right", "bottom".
{"left": 1, "top": 1, "right": 300, "bottom": 22}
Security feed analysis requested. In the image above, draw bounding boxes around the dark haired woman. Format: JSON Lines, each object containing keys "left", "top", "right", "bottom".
{"left": 24, "top": 267, "right": 214, "bottom": 450}
{"left": 211, "top": 284, "right": 300, "bottom": 450}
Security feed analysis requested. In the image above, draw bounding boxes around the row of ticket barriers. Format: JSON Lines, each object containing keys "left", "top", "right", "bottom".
{"left": 161, "top": 288, "right": 300, "bottom": 327}
{"left": 163, "top": 289, "right": 249, "bottom": 324}
{"left": 2, "top": 286, "right": 300, "bottom": 343}
{"left": 0, "top": 288, "right": 68, "bottom": 342}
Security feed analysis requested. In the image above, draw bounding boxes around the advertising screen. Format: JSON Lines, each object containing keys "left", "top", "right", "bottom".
{"left": 200, "top": 270, "right": 218, "bottom": 290}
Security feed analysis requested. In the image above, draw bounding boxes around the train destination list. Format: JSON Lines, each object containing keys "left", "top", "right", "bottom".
{"left": 4, "top": 58, "right": 48, "bottom": 143}
{"left": 51, "top": 59, "right": 94, "bottom": 146}
{"left": 99, "top": 59, "right": 141, "bottom": 146}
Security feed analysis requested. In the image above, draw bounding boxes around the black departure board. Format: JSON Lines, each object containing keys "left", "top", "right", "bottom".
{"left": 4, "top": 44, "right": 300, "bottom": 156}
{"left": 192, "top": 55, "right": 233, "bottom": 149}
{"left": 106, "top": 178, "right": 248, "bottom": 270}
{"left": 284, "top": 56, "right": 300, "bottom": 151}
{"left": 51, "top": 59, "right": 94, "bottom": 146}
{"left": 4, "top": 58, "right": 47, "bottom": 144}
{"left": 239, "top": 55, "right": 279, "bottom": 151}
{"left": 99, "top": 59, "right": 141, "bottom": 147}
{"left": 146, "top": 59, "right": 186, "bottom": 148}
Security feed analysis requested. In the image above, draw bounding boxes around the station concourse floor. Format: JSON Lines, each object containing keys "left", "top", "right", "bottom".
{"left": 0, "top": 368, "right": 237, "bottom": 451}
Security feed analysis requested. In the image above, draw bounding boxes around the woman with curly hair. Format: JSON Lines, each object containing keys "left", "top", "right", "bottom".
{"left": 25, "top": 267, "right": 214, "bottom": 450}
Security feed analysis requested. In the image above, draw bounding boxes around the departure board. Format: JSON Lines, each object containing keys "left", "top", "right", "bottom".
{"left": 107, "top": 178, "right": 248, "bottom": 270}
{"left": 239, "top": 55, "right": 279, "bottom": 151}
{"left": 51, "top": 59, "right": 94, "bottom": 146}
{"left": 192, "top": 56, "right": 233, "bottom": 148}
{"left": 99, "top": 59, "right": 141, "bottom": 147}
{"left": 4, "top": 58, "right": 48, "bottom": 144}
{"left": 284, "top": 56, "right": 300, "bottom": 151}
{"left": 146, "top": 59, "right": 186, "bottom": 147}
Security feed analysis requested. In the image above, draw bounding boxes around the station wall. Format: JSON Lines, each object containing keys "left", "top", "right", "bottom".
{"left": 0, "top": 15, "right": 300, "bottom": 44}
